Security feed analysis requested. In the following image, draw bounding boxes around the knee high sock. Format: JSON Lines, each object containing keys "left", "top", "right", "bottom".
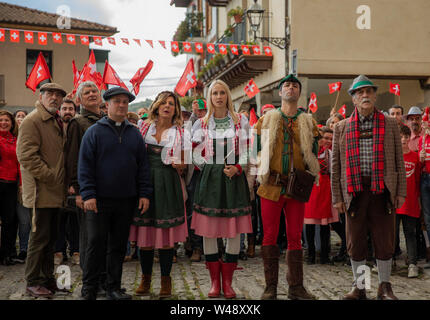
{"left": 225, "top": 234, "right": 241, "bottom": 263}
{"left": 305, "top": 224, "right": 315, "bottom": 255}
{"left": 159, "top": 249, "right": 174, "bottom": 277}
{"left": 376, "top": 259, "right": 392, "bottom": 284}
{"left": 204, "top": 235, "right": 241, "bottom": 263}
{"left": 139, "top": 249, "right": 154, "bottom": 275}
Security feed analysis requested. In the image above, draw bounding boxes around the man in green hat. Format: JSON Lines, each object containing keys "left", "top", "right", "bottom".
{"left": 331, "top": 75, "right": 407, "bottom": 300}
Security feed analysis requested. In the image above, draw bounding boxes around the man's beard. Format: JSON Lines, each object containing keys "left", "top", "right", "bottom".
{"left": 46, "top": 106, "right": 59, "bottom": 114}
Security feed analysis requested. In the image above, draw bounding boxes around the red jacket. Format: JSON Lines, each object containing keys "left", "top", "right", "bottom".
{"left": 0, "top": 131, "right": 19, "bottom": 182}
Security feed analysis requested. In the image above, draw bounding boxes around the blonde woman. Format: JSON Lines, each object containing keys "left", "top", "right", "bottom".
{"left": 129, "top": 91, "right": 187, "bottom": 298}
{"left": 191, "top": 80, "right": 252, "bottom": 299}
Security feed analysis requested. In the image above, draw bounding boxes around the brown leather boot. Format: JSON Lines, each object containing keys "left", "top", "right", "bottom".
{"left": 135, "top": 274, "right": 151, "bottom": 296}
{"left": 260, "top": 245, "right": 279, "bottom": 300}
{"left": 246, "top": 236, "right": 256, "bottom": 258}
{"left": 286, "top": 249, "right": 316, "bottom": 300}
{"left": 159, "top": 276, "right": 172, "bottom": 298}
{"left": 377, "top": 282, "right": 398, "bottom": 300}
{"left": 343, "top": 283, "right": 367, "bottom": 300}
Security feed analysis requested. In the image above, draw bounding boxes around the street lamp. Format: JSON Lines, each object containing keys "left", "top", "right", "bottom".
{"left": 245, "top": 0, "right": 288, "bottom": 49}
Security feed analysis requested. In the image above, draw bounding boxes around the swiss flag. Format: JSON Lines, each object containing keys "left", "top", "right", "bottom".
{"left": 249, "top": 108, "right": 258, "bottom": 127}
{"left": 0, "top": 29, "right": 4, "bottom": 42}
{"left": 244, "top": 79, "right": 260, "bottom": 98}
{"left": 219, "top": 44, "right": 227, "bottom": 55}
{"left": 52, "top": 32, "right": 62, "bottom": 43}
{"left": 25, "top": 52, "right": 51, "bottom": 92}
{"left": 10, "top": 30, "right": 20, "bottom": 43}
{"left": 134, "top": 39, "right": 141, "bottom": 46}
{"left": 24, "top": 31, "right": 34, "bottom": 44}
{"left": 252, "top": 45, "right": 261, "bottom": 55}
{"left": 175, "top": 58, "right": 197, "bottom": 97}
{"left": 87, "top": 50, "right": 97, "bottom": 76}
{"left": 130, "top": 60, "right": 154, "bottom": 96}
{"left": 80, "top": 35, "right": 89, "bottom": 45}
{"left": 308, "top": 92, "right": 318, "bottom": 113}
{"left": 338, "top": 104, "right": 347, "bottom": 118}
{"left": 107, "top": 37, "right": 116, "bottom": 45}
{"left": 183, "top": 42, "right": 192, "bottom": 52}
{"left": 230, "top": 44, "right": 239, "bottom": 55}
{"left": 159, "top": 40, "right": 166, "bottom": 49}
{"left": 241, "top": 45, "right": 250, "bottom": 55}
{"left": 93, "top": 36, "right": 103, "bottom": 46}
{"left": 38, "top": 32, "right": 48, "bottom": 45}
{"left": 66, "top": 34, "right": 76, "bottom": 45}
{"left": 121, "top": 38, "right": 129, "bottom": 45}
{"left": 207, "top": 43, "right": 216, "bottom": 54}
{"left": 389, "top": 82, "right": 400, "bottom": 96}
{"left": 263, "top": 46, "right": 272, "bottom": 56}
{"left": 171, "top": 41, "right": 179, "bottom": 52}
{"left": 72, "top": 60, "right": 80, "bottom": 87}
{"left": 146, "top": 40, "right": 153, "bottom": 48}
{"left": 328, "top": 81, "right": 342, "bottom": 94}
{"left": 195, "top": 42, "right": 203, "bottom": 53}
{"left": 102, "top": 60, "right": 128, "bottom": 90}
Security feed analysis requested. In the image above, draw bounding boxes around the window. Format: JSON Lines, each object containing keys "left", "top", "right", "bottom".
{"left": 26, "top": 50, "right": 52, "bottom": 88}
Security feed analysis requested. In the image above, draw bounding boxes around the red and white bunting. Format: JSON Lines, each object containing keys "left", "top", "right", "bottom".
{"left": 134, "top": 39, "right": 141, "bottom": 46}
{"left": 159, "top": 40, "right": 166, "bottom": 49}
{"left": 263, "top": 46, "right": 272, "bottom": 56}
{"left": 66, "top": 34, "right": 76, "bottom": 45}
{"left": 230, "top": 44, "right": 239, "bottom": 55}
{"left": 10, "top": 30, "right": 20, "bottom": 43}
{"left": 93, "top": 36, "right": 103, "bottom": 46}
{"left": 183, "top": 42, "right": 192, "bottom": 52}
{"left": 207, "top": 43, "right": 216, "bottom": 54}
{"left": 38, "top": 32, "right": 48, "bottom": 45}
{"left": 121, "top": 38, "right": 129, "bottom": 45}
{"left": 107, "top": 37, "right": 116, "bottom": 45}
{"left": 219, "top": 44, "right": 227, "bottom": 55}
{"left": 252, "top": 45, "right": 261, "bottom": 55}
{"left": 80, "top": 35, "right": 89, "bottom": 45}
{"left": 0, "top": 29, "right": 4, "bottom": 42}
{"left": 145, "top": 39, "right": 153, "bottom": 48}
{"left": 241, "top": 45, "right": 250, "bottom": 55}
{"left": 52, "top": 32, "right": 62, "bottom": 43}
{"left": 195, "top": 42, "right": 203, "bottom": 53}
{"left": 171, "top": 41, "right": 179, "bottom": 52}
{"left": 24, "top": 31, "right": 34, "bottom": 44}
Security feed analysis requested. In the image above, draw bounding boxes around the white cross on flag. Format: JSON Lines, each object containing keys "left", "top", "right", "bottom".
{"left": 80, "top": 35, "right": 89, "bottom": 45}
{"left": 183, "top": 42, "right": 192, "bottom": 53}
{"left": 107, "top": 37, "right": 116, "bottom": 45}
{"left": 26, "top": 52, "right": 51, "bottom": 92}
{"left": 244, "top": 78, "right": 260, "bottom": 98}
{"left": 175, "top": 58, "right": 197, "bottom": 97}
{"left": 171, "top": 41, "right": 179, "bottom": 52}
{"left": 52, "top": 33, "right": 62, "bottom": 43}
{"left": 0, "top": 29, "right": 5, "bottom": 42}
{"left": 195, "top": 42, "right": 203, "bottom": 53}
{"left": 230, "top": 44, "right": 238, "bottom": 55}
{"left": 93, "top": 36, "right": 103, "bottom": 46}
{"left": 241, "top": 45, "right": 250, "bottom": 55}
{"left": 389, "top": 82, "right": 400, "bottom": 96}
{"left": 328, "top": 81, "right": 342, "bottom": 94}
{"left": 338, "top": 104, "right": 347, "bottom": 118}
{"left": 10, "top": 30, "right": 20, "bottom": 43}
{"left": 252, "top": 45, "right": 261, "bottom": 55}
{"left": 24, "top": 31, "right": 34, "bottom": 44}
{"left": 308, "top": 92, "right": 318, "bottom": 113}
{"left": 219, "top": 44, "right": 227, "bottom": 55}
{"left": 38, "top": 32, "right": 47, "bottom": 45}
{"left": 263, "top": 46, "right": 272, "bottom": 56}
{"left": 207, "top": 43, "right": 216, "bottom": 54}
{"left": 67, "top": 34, "right": 76, "bottom": 45}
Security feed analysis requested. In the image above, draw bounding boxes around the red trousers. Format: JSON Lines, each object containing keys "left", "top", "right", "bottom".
{"left": 261, "top": 196, "right": 305, "bottom": 250}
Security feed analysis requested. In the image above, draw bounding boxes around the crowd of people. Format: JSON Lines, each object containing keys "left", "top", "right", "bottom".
{"left": 0, "top": 73, "right": 429, "bottom": 301}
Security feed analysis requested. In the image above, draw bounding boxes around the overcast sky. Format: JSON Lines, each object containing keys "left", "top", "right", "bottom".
{"left": 4, "top": 0, "right": 187, "bottom": 102}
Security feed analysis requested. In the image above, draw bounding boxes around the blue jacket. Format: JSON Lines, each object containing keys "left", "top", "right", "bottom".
{"left": 78, "top": 117, "right": 152, "bottom": 201}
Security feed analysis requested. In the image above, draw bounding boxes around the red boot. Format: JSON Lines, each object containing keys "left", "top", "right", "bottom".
{"left": 220, "top": 261, "right": 237, "bottom": 299}
{"left": 206, "top": 261, "right": 221, "bottom": 298}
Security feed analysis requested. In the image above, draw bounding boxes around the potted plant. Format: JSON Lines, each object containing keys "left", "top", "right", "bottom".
{"left": 228, "top": 6, "right": 244, "bottom": 24}
{"left": 223, "top": 25, "right": 235, "bottom": 38}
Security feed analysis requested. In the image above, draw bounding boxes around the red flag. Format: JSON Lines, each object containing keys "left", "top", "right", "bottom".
{"left": 146, "top": 40, "right": 153, "bottom": 48}
{"left": 130, "top": 60, "right": 154, "bottom": 96}
{"left": 10, "top": 30, "right": 20, "bottom": 43}
{"left": 244, "top": 78, "right": 260, "bottom": 98}
{"left": 0, "top": 29, "right": 5, "bottom": 42}
{"left": 328, "top": 81, "right": 342, "bottom": 94}
{"left": 183, "top": 42, "right": 192, "bottom": 53}
{"left": 219, "top": 44, "right": 227, "bottom": 55}
{"left": 25, "top": 52, "right": 51, "bottom": 92}
{"left": 38, "top": 32, "right": 48, "bottom": 45}
{"left": 107, "top": 37, "right": 116, "bottom": 45}
{"left": 133, "top": 39, "right": 141, "bottom": 46}
{"left": 338, "top": 104, "right": 347, "bottom": 118}
{"left": 88, "top": 50, "right": 97, "bottom": 76}
{"left": 308, "top": 92, "right": 318, "bottom": 113}
{"left": 175, "top": 59, "right": 197, "bottom": 97}
{"left": 24, "top": 31, "right": 34, "bottom": 43}
{"left": 171, "top": 41, "right": 179, "bottom": 52}
{"left": 102, "top": 60, "right": 128, "bottom": 90}
{"left": 72, "top": 60, "right": 79, "bottom": 87}
{"left": 389, "top": 82, "right": 400, "bottom": 96}
{"left": 52, "top": 32, "right": 62, "bottom": 43}
{"left": 80, "top": 35, "right": 89, "bottom": 45}
{"left": 241, "top": 45, "right": 250, "bottom": 55}
{"left": 159, "top": 40, "right": 166, "bottom": 49}
{"left": 66, "top": 34, "right": 76, "bottom": 45}
{"left": 121, "top": 38, "right": 129, "bottom": 45}
{"left": 252, "top": 45, "right": 261, "bottom": 55}
{"left": 207, "top": 43, "right": 216, "bottom": 54}
{"left": 195, "top": 42, "right": 203, "bottom": 53}
{"left": 249, "top": 108, "right": 258, "bottom": 126}
{"left": 263, "top": 46, "right": 272, "bottom": 56}
{"left": 230, "top": 44, "right": 239, "bottom": 55}
{"left": 423, "top": 107, "right": 430, "bottom": 122}
{"left": 93, "top": 36, "right": 103, "bottom": 46}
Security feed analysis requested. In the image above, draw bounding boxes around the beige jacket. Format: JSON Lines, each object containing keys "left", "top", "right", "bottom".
{"left": 16, "top": 101, "right": 66, "bottom": 210}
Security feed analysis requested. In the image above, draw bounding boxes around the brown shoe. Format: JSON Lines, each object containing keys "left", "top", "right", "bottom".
{"left": 26, "top": 286, "right": 53, "bottom": 298}
{"left": 246, "top": 236, "right": 255, "bottom": 258}
{"left": 286, "top": 249, "right": 316, "bottom": 300}
{"left": 159, "top": 276, "right": 172, "bottom": 298}
{"left": 260, "top": 245, "right": 279, "bottom": 300}
{"left": 190, "top": 248, "right": 202, "bottom": 262}
{"left": 135, "top": 274, "right": 151, "bottom": 296}
{"left": 343, "top": 285, "right": 367, "bottom": 300}
{"left": 377, "top": 282, "right": 398, "bottom": 300}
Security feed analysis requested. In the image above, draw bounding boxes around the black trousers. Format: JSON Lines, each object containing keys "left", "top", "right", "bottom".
{"left": 55, "top": 206, "right": 79, "bottom": 254}
{"left": 186, "top": 170, "right": 203, "bottom": 250}
{"left": 0, "top": 182, "right": 18, "bottom": 259}
{"left": 82, "top": 197, "right": 136, "bottom": 293}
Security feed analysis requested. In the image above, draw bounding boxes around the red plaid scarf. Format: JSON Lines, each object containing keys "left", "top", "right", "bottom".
{"left": 345, "top": 108, "right": 385, "bottom": 195}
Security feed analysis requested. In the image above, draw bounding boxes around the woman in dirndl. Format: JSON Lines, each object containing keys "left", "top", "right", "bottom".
{"left": 129, "top": 91, "right": 188, "bottom": 298}
{"left": 191, "top": 79, "right": 252, "bottom": 299}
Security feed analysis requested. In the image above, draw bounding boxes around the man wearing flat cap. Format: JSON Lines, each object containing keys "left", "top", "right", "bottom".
{"left": 78, "top": 87, "right": 152, "bottom": 300}
{"left": 16, "top": 83, "right": 67, "bottom": 298}
{"left": 331, "top": 75, "right": 407, "bottom": 300}
{"left": 254, "top": 74, "right": 320, "bottom": 300}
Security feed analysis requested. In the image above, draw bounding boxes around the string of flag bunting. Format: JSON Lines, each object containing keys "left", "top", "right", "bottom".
{"left": 0, "top": 27, "right": 273, "bottom": 56}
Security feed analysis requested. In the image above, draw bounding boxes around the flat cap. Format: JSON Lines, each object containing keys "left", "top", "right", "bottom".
{"left": 40, "top": 83, "right": 67, "bottom": 97}
{"left": 103, "top": 86, "right": 135, "bottom": 102}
